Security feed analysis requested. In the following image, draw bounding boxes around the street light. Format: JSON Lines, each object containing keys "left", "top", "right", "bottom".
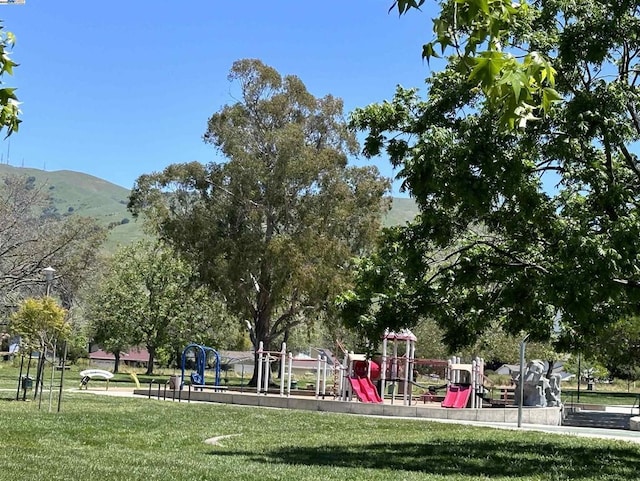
{"left": 41, "top": 266, "right": 66, "bottom": 412}
{"left": 42, "top": 266, "right": 55, "bottom": 296}
{"left": 517, "top": 333, "right": 530, "bottom": 428}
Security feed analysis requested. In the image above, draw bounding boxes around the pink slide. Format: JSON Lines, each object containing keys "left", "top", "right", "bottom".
{"left": 441, "top": 385, "right": 459, "bottom": 408}
{"left": 349, "top": 376, "right": 383, "bottom": 403}
{"left": 452, "top": 385, "right": 471, "bottom": 408}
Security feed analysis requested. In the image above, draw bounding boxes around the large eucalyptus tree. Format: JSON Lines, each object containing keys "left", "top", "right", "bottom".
{"left": 129, "top": 59, "right": 389, "bottom": 380}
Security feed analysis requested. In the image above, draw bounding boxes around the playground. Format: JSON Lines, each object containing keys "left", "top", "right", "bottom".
{"left": 4, "top": 342, "right": 640, "bottom": 481}
{"left": 3, "top": 323, "right": 576, "bottom": 429}
{"left": 135, "top": 334, "right": 563, "bottom": 426}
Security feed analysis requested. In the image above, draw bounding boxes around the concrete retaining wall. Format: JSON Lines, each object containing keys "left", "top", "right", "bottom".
{"left": 135, "top": 388, "right": 562, "bottom": 426}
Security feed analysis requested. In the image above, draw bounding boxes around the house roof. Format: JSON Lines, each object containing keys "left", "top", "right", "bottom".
{"left": 497, "top": 364, "right": 520, "bottom": 372}
{"left": 89, "top": 347, "right": 150, "bottom": 363}
{"left": 217, "top": 350, "right": 254, "bottom": 364}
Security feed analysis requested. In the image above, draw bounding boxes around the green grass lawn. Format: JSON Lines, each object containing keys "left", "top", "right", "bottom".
{"left": 1, "top": 392, "right": 639, "bottom": 481}
{"left": 562, "top": 389, "right": 640, "bottom": 407}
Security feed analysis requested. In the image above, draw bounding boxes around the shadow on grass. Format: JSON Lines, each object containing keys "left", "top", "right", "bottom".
{"left": 211, "top": 438, "right": 640, "bottom": 478}
{"left": 0, "top": 393, "right": 23, "bottom": 402}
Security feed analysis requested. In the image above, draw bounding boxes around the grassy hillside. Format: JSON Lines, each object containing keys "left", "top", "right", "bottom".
{"left": 382, "top": 197, "right": 419, "bottom": 227}
{"left": 0, "top": 164, "right": 146, "bottom": 252}
{"left": 0, "top": 165, "right": 419, "bottom": 253}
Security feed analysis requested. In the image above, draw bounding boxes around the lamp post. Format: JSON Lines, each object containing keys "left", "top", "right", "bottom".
{"left": 35, "top": 267, "right": 56, "bottom": 405}
{"left": 42, "top": 266, "right": 55, "bottom": 296}
{"left": 517, "top": 333, "right": 530, "bottom": 428}
{"left": 40, "top": 267, "right": 56, "bottom": 410}
{"left": 41, "top": 266, "right": 68, "bottom": 412}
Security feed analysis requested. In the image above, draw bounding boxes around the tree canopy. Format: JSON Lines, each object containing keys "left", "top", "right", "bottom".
{"left": 344, "top": 1, "right": 640, "bottom": 353}
{"left": 10, "top": 296, "right": 69, "bottom": 353}
{"left": 87, "top": 240, "right": 228, "bottom": 374}
{"left": 0, "top": 175, "right": 106, "bottom": 313}
{"left": 390, "top": 0, "right": 560, "bottom": 129}
{"left": 129, "top": 59, "right": 390, "bottom": 373}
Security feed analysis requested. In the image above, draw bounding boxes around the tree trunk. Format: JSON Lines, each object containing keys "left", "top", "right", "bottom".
{"left": 545, "top": 360, "right": 555, "bottom": 379}
{"left": 146, "top": 345, "right": 155, "bottom": 376}
{"left": 113, "top": 351, "right": 121, "bottom": 374}
{"left": 248, "top": 309, "right": 272, "bottom": 387}
{"left": 33, "top": 348, "right": 46, "bottom": 400}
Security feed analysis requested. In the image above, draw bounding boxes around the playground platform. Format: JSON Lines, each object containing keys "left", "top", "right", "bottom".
{"left": 132, "top": 388, "right": 562, "bottom": 426}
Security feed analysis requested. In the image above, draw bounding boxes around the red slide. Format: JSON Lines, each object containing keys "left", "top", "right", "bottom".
{"left": 441, "top": 385, "right": 459, "bottom": 408}
{"left": 349, "top": 376, "right": 383, "bottom": 403}
{"left": 452, "top": 385, "right": 471, "bottom": 408}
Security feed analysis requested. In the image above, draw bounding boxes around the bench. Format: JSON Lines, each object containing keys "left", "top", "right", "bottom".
{"left": 79, "top": 369, "right": 114, "bottom": 390}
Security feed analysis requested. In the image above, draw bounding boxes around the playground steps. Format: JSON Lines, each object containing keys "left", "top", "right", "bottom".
{"left": 563, "top": 410, "right": 633, "bottom": 430}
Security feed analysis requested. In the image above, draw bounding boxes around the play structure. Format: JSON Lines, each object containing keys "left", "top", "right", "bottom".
{"left": 175, "top": 333, "right": 495, "bottom": 411}
{"left": 379, "top": 329, "right": 417, "bottom": 405}
{"left": 155, "top": 334, "right": 561, "bottom": 416}
{"left": 180, "top": 344, "right": 222, "bottom": 389}
{"left": 333, "top": 329, "right": 486, "bottom": 408}
{"left": 255, "top": 341, "right": 330, "bottom": 398}
{"left": 515, "top": 360, "right": 562, "bottom": 407}
{"left": 441, "top": 356, "right": 487, "bottom": 409}
{"left": 338, "top": 352, "right": 382, "bottom": 403}
{"left": 376, "top": 329, "right": 489, "bottom": 408}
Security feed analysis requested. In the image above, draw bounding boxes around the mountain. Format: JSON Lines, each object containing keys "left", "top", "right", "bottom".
{"left": 383, "top": 197, "right": 420, "bottom": 227}
{"left": 0, "top": 165, "right": 419, "bottom": 252}
{"left": 0, "top": 164, "right": 145, "bottom": 252}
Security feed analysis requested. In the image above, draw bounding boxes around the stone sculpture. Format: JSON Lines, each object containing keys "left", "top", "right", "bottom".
{"left": 514, "top": 360, "right": 562, "bottom": 408}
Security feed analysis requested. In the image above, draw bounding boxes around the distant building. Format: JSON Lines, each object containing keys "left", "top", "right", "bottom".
{"left": 495, "top": 364, "right": 520, "bottom": 376}
{"left": 89, "top": 347, "right": 150, "bottom": 369}
{"left": 496, "top": 361, "right": 575, "bottom": 381}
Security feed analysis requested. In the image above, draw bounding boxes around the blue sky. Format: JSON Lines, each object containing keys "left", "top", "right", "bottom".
{"left": 0, "top": 1, "right": 436, "bottom": 194}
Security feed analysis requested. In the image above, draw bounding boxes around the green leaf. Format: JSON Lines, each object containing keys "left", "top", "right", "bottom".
{"left": 469, "top": 52, "right": 505, "bottom": 87}
{"left": 422, "top": 42, "right": 441, "bottom": 64}
{"left": 476, "top": 0, "right": 490, "bottom": 14}
{"left": 499, "top": 69, "right": 528, "bottom": 103}
{"left": 541, "top": 87, "right": 562, "bottom": 113}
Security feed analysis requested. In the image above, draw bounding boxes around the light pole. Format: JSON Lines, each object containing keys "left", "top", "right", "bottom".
{"left": 41, "top": 266, "right": 68, "bottom": 412}
{"left": 35, "top": 267, "right": 56, "bottom": 405}
{"left": 40, "top": 267, "right": 56, "bottom": 410}
{"left": 517, "top": 333, "right": 530, "bottom": 428}
{"left": 42, "top": 266, "right": 55, "bottom": 296}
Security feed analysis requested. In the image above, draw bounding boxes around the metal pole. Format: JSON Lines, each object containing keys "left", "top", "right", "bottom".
{"left": 57, "top": 341, "right": 67, "bottom": 412}
{"left": 517, "top": 334, "right": 530, "bottom": 428}
{"left": 322, "top": 355, "right": 327, "bottom": 399}
{"left": 256, "top": 342, "right": 263, "bottom": 395}
{"left": 16, "top": 354, "right": 24, "bottom": 401}
{"left": 287, "top": 353, "right": 293, "bottom": 397}
{"left": 280, "top": 343, "right": 286, "bottom": 397}
{"left": 22, "top": 354, "right": 32, "bottom": 401}
{"left": 577, "top": 352, "right": 581, "bottom": 404}
{"left": 315, "top": 355, "right": 321, "bottom": 399}
{"left": 381, "top": 336, "right": 387, "bottom": 401}
{"left": 48, "top": 343, "right": 56, "bottom": 412}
